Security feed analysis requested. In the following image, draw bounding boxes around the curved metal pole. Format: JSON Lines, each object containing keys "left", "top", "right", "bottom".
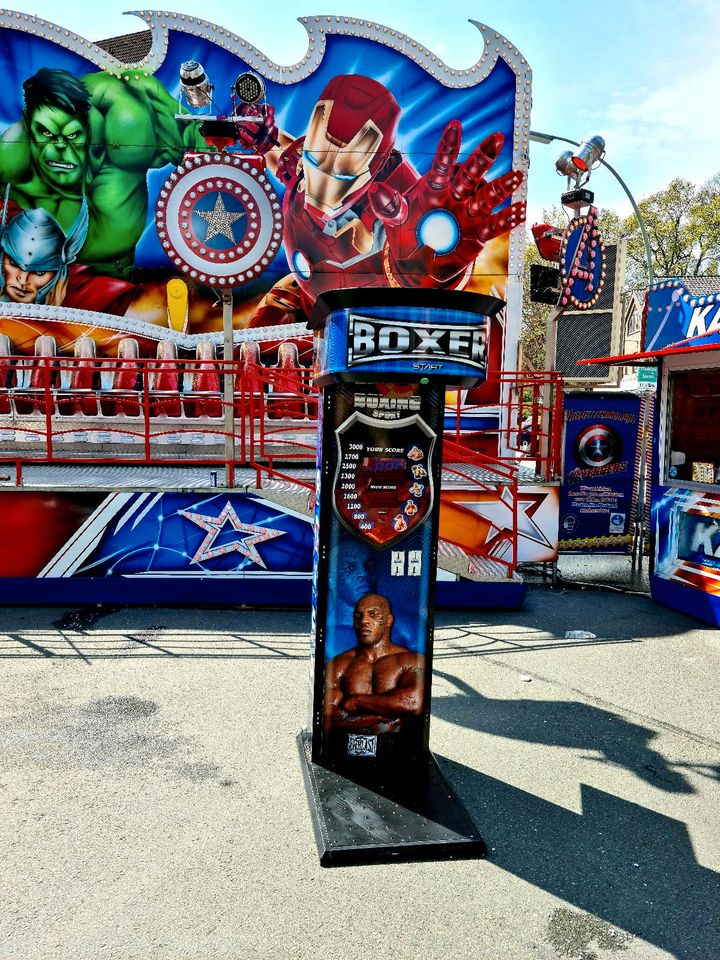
{"left": 530, "top": 130, "right": 654, "bottom": 285}
{"left": 531, "top": 130, "right": 653, "bottom": 579}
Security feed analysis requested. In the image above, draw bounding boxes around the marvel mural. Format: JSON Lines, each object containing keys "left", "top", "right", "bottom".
{"left": 0, "top": 13, "right": 528, "bottom": 369}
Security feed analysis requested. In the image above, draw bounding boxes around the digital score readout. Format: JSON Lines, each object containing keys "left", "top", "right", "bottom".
{"left": 334, "top": 413, "right": 434, "bottom": 547}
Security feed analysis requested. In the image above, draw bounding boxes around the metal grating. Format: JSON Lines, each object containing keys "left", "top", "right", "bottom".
{"left": 556, "top": 310, "right": 613, "bottom": 380}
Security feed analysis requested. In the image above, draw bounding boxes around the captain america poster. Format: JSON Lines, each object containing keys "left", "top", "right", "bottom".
{"left": 559, "top": 393, "right": 642, "bottom": 553}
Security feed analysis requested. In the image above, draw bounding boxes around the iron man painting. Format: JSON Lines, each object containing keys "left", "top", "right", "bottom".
{"left": 238, "top": 73, "right": 526, "bottom": 327}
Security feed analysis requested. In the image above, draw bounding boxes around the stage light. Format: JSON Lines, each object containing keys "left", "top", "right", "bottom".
{"left": 555, "top": 135, "right": 606, "bottom": 195}
{"left": 571, "top": 135, "right": 605, "bottom": 173}
{"left": 555, "top": 150, "right": 579, "bottom": 180}
{"left": 234, "top": 72, "right": 266, "bottom": 105}
{"left": 531, "top": 222, "right": 563, "bottom": 262}
{"left": 179, "top": 60, "right": 214, "bottom": 109}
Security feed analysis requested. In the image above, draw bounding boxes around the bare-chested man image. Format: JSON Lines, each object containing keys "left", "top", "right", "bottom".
{"left": 323, "top": 593, "right": 425, "bottom": 735}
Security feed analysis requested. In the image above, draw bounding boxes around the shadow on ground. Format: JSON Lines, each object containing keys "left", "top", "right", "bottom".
{"left": 436, "top": 588, "right": 703, "bottom": 645}
{"left": 439, "top": 755, "right": 720, "bottom": 960}
{"left": 432, "top": 671, "right": 716, "bottom": 794}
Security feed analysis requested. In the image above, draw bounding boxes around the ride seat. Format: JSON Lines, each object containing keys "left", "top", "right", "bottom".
{"left": 14, "top": 336, "right": 58, "bottom": 415}
{"left": 100, "top": 337, "right": 142, "bottom": 417}
{"left": 183, "top": 340, "right": 222, "bottom": 418}
{"left": 150, "top": 340, "right": 181, "bottom": 418}
{"left": 236, "top": 341, "right": 261, "bottom": 417}
{"left": 58, "top": 336, "right": 98, "bottom": 416}
{"left": 267, "top": 341, "right": 307, "bottom": 420}
{"left": 0, "top": 334, "right": 15, "bottom": 415}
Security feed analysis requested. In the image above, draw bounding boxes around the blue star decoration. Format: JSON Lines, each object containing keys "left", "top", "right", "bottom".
{"left": 179, "top": 501, "right": 286, "bottom": 568}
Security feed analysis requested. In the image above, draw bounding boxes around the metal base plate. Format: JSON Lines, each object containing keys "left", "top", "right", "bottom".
{"left": 297, "top": 731, "right": 487, "bottom": 867}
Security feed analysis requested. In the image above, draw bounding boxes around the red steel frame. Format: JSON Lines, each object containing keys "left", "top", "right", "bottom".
{"left": 441, "top": 436, "right": 520, "bottom": 578}
{"left": 446, "top": 370, "right": 564, "bottom": 482}
{"left": 0, "top": 353, "right": 562, "bottom": 577}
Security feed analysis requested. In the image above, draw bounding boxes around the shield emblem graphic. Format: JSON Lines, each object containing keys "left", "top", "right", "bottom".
{"left": 575, "top": 423, "right": 621, "bottom": 468}
{"left": 333, "top": 411, "right": 436, "bottom": 548}
{"left": 155, "top": 153, "right": 283, "bottom": 286}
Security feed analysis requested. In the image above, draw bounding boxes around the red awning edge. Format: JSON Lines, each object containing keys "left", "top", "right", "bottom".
{"left": 579, "top": 341, "right": 720, "bottom": 366}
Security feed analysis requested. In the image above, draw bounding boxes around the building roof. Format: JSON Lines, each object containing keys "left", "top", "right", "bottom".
{"left": 655, "top": 276, "right": 720, "bottom": 296}
{"left": 97, "top": 30, "right": 152, "bottom": 62}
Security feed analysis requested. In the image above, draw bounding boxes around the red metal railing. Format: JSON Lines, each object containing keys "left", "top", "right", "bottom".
{"left": 0, "top": 352, "right": 562, "bottom": 577}
{"left": 242, "top": 356, "right": 318, "bottom": 490}
{"left": 0, "top": 354, "right": 562, "bottom": 473}
{"left": 0, "top": 353, "right": 238, "bottom": 480}
{"left": 441, "top": 437, "right": 519, "bottom": 578}
{"left": 446, "top": 370, "right": 564, "bottom": 481}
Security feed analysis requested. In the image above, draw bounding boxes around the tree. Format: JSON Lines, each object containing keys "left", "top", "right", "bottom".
{"left": 625, "top": 175, "right": 720, "bottom": 285}
{"left": 520, "top": 241, "right": 550, "bottom": 372}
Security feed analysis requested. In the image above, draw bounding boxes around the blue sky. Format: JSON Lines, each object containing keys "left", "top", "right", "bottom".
{"left": 9, "top": 0, "right": 719, "bottom": 223}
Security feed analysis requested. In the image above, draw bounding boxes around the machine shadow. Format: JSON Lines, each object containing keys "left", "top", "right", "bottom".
{"left": 437, "top": 756, "right": 720, "bottom": 959}
{"left": 432, "top": 671, "right": 696, "bottom": 794}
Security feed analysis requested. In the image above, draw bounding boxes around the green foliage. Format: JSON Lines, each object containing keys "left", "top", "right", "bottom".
{"left": 625, "top": 175, "right": 720, "bottom": 283}
{"left": 520, "top": 241, "right": 549, "bottom": 371}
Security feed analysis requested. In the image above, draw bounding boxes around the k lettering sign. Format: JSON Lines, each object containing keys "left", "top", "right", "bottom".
{"left": 685, "top": 302, "right": 720, "bottom": 339}
{"left": 678, "top": 512, "right": 720, "bottom": 569}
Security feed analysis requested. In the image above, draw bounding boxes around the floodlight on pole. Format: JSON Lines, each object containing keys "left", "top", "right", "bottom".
{"left": 530, "top": 129, "right": 653, "bottom": 285}
{"left": 555, "top": 150, "right": 580, "bottom": 183}
{"left": 553, "top": 135, "right": 606, "bottom": 190}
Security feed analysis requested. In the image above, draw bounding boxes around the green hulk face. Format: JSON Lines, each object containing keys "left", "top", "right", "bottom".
{"left": 27, "top": 104, "right": 88, "bottom": 193}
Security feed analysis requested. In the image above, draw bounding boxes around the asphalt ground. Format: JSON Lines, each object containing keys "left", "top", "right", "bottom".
{"left": 0, "top": 585, "right": 717, "bottom": 960}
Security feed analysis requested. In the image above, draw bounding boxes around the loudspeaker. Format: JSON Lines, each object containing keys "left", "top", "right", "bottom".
{"left": 530, "top": 264, "right": 561, "bottom": 305}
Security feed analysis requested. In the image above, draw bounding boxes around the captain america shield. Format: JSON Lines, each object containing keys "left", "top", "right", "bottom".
{"left": 575, "top": 423, "right": 621, "bottom": 468}
{"left": 155, "top": 153, "right": 283, "bottom": 286}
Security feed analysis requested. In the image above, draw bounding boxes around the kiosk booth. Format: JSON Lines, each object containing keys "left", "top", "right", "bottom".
{"left": 582, "top": 279, "right": 720, "bottom": 626}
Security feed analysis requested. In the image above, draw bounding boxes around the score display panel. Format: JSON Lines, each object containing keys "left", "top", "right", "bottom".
{"left": 310, "top": 381, "right": 444, "bottom": 774}
{"left": 333, "top": 411, "right": 436, "bottom": 547}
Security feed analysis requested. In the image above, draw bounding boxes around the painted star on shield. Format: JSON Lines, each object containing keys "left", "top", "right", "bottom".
{"left": 179, "top": 501, "right": 285, "bottom": 567}
{"left": 195, "top": 193, "right": 246, "bottom": 243}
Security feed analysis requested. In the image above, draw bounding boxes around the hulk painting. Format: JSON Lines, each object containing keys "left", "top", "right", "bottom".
{"left": 0, "top": 68, "right": 207, "bottom": 278}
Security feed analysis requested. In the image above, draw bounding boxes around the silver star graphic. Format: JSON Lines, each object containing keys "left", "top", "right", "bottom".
{"left": 179, "top": 501, "right": 285, "bottom": 568}
{"left": 195, "top": 193, "right": 246, "bottom": 243}
{"left": 483, "top": 488, "right": 553, "bottom": 550}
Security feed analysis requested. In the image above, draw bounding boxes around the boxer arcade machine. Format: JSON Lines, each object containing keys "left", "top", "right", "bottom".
{"left": 298, "top": 288, "right": 501, "bottom": 865}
